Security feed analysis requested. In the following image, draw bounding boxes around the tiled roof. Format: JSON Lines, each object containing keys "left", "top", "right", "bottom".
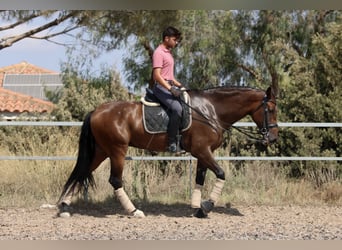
{"left": 0, "top": 61, "right": 57, "bottom": 114}
{"left": 0, "top": 61, "right": 57, "bottom": 73}
{"left": 0, "top": 87, "right": 54, "bottom": 113}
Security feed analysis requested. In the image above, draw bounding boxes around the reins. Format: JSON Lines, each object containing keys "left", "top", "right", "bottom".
{"left": 177, "top": 95, "right": 219, "bottom": 131}
{"left": 230, "top": 125, "right": 267, "bottom": 143}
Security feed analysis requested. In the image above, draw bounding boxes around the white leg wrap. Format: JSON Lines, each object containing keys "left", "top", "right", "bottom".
{"left": 209, "top": 179, "right": 225, "bottom": 204}
{"left": 59, "top": 184, "right": 76, "bottom": 206}
{"left": 62, "top": 192, "right": 73, "bottom": 206}
{"left": 114, "top": 188, "right": 136, "bottom": 214}
{"left": 191, "top": 184, "right": 203, "bottom": 208}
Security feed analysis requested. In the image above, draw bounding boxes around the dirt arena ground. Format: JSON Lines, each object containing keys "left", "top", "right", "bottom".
{"left": 0, "top": 202, "right": 341, "bottom": 240}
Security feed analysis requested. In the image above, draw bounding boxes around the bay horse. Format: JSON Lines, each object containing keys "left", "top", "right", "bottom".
{"left": 57, "top": 85, "right": 278, "bottom": 218}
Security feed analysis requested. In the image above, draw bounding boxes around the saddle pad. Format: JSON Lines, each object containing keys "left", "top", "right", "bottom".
{"left": 142, "top": 95, "right": 192, "bottom": 134}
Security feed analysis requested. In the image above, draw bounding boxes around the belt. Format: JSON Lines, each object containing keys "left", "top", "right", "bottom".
{"left": 165, "top": 80, "right": 174, "bottom": 85}
{"left": 155, "top": 80, "right": 174, "bottom": 85}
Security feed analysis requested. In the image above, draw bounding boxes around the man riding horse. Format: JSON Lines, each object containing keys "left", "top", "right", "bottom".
{"left": 152, "top": 26, "right": 185, "bottom": 154}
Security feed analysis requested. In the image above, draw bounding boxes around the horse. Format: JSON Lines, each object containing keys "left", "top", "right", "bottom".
{"left": 57, "top": 85, "right": 278, "bottom": 218}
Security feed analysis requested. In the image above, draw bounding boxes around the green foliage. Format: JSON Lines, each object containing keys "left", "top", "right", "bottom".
{"left": 264, "top": 11, "right": 341, "bottom": 185}
{"left": 51, "top": 66, "right": 130, "bottom": 121}
{"left": 202, "top": 10, "right": 341, "bottom": 186}
{"left": 67, "top": 10, "right": 241, "bottom": 90}
{"left": 176, "top": 11, "right": 238, "bottom": 88}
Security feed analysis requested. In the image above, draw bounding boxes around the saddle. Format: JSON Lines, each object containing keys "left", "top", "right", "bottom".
{"left": 140, "top": 88, "right": 192, "bottom": 134}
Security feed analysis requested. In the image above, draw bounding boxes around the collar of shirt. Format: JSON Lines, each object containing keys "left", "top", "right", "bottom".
{"left": 160, "top": 44, "right": 171, "bottom": 53}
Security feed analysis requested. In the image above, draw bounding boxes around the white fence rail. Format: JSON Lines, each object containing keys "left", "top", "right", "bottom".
{"left": 0, "top": 121, "right": 341, "bottom": 127}
{"left": 0, "top": 122, "right": 341, "bottom": 161}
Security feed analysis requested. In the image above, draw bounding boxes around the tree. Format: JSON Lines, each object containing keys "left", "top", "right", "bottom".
{"left": 0, "top": 10, "right": 267, "bottom": 90}
{"left": 266, "top": 11, "right": 341, "bottom": 184}
{"left": 51, "top": 66, "right": 131, "bottom": 121}
{"left": 83, "top": 10, "right": 242, "bottom": 90}
{"left": 0, "top": 10, "right": 85, "bottom": 50}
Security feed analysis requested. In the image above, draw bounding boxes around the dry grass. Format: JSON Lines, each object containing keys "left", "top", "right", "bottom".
{"left": 0, "top": 127, "right": 341, "bottom": 208}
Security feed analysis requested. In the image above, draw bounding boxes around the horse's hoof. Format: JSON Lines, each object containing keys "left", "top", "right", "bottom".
{"left": 194, "top": 208, "right": 208, "bottom": 218}
{"left": 133, "top": 209, "right": 145, "bottom": 218}
{"left": 201, "top": 200, "right": 214, "bottom": 213}
{"left": 58, "top": 202, "right": 72, "bottom": 218}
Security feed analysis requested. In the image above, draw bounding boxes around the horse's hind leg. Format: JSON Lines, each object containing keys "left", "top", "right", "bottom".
{"left": 108, "top": 152, "right": 145, "bottom": 218}
{"left": 58, "top": 148, "right": 107, "bottom": 216}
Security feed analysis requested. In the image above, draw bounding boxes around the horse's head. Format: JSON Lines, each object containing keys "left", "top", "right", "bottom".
{"left": 250, "top": 86, "right": 279, "bottom": 146}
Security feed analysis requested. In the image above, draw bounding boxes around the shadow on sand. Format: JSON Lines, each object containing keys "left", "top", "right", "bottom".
{"left": 61, "top": 197, "right": 244, "bottom": 218}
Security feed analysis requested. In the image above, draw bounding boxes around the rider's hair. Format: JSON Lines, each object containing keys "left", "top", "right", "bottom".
{"left": 162, "top": 26, "right": 182, "bottom": 41}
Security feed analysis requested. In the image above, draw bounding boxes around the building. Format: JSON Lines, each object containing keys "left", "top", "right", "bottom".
{"left": 0, "top": 61, "right": 63, "bottom": 120}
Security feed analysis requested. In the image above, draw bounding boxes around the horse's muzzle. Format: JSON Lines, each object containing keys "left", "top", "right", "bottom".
{"left": 268, "top": 135, "right": 278, "bottom": 144}
{"left": 264, "top": 130, "right": 278, "bottom": 145}
{"left": 262, "top": 126, "right": 278, "bottom": 146}
{"left": 262, "top": 137, "right": 276, "bottom": 146}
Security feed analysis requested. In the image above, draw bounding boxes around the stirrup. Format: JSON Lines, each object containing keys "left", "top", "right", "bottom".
{"left": 168, "top": 142, "right": 186, "bottom": 155}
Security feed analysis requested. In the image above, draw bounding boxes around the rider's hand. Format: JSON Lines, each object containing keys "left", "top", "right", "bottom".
{"left": 170, "top": 86, "right": 182, "bottom": 97}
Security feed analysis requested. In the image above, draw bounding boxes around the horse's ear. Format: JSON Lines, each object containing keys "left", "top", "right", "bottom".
{"left": 266, "top": 86, "right": 273, "bottom": 100}
{"left": 266, "top": 86, "right": 277, "bottom": 100}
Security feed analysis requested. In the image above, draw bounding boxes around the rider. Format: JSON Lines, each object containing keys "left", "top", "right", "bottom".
{"left": 152, "top": 26, "right": 185, "bottom": 154}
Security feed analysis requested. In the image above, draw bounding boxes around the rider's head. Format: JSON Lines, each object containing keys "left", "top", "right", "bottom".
{"left": 162, "top": 26, "right": 182, "bottom": 48}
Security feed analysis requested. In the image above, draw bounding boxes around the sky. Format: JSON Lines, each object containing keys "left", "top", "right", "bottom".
{"left": 0, "top": 15, "right": 127, "bottom": 83}
{"left": 0, "top": 38, "right": 124, "bottom": 73}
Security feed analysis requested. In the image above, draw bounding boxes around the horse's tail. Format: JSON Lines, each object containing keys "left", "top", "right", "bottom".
{"left": 58, "top": 112, "right": 96, "bottom": 203}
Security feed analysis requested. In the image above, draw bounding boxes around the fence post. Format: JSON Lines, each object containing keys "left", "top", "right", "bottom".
{"left": 189, "top": 156, "right": 193, "bottom": 199}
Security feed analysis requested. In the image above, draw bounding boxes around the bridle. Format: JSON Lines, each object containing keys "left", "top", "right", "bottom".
{"left": 232, "top": 94, "right": 278, "bottom": 145}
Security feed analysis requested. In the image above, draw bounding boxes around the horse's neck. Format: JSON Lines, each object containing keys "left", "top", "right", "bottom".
{"left": 207, "top": 89, "right": 262, "bottom": 127}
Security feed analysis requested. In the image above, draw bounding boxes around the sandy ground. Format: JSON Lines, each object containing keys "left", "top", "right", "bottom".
{"left": 0, "top": 202, "right": 341, "bottom": 240}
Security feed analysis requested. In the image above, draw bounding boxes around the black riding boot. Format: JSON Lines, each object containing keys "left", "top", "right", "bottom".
{"left": 167, "top": 112, "right": 185, "bottom": 154}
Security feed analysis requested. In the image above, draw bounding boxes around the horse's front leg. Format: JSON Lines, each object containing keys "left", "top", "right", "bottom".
{"left": 191, "top": 164, "right": 207, "bottom": 208}
{"left": 194, "top": 157, "right": 225, "bottom": 218}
